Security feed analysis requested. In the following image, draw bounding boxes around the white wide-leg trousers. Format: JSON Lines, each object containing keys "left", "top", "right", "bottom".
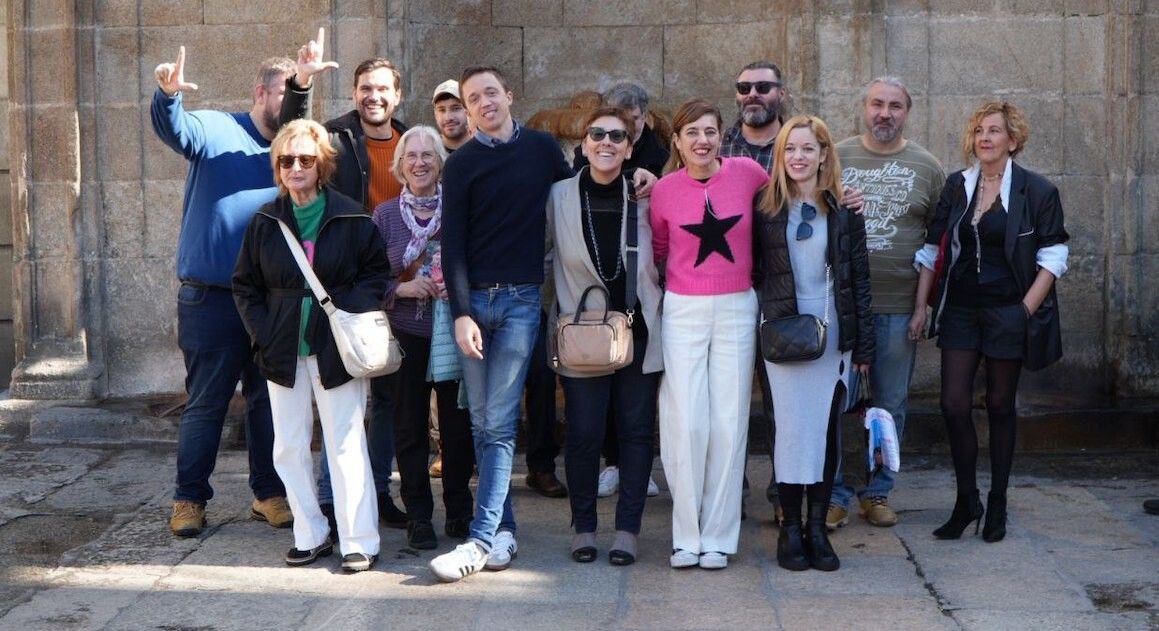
{"left": 659, "top": 289, "right": 757, "bottom": 555}
{"left": 268, "top": 356, "right": 380, "bottom": 557}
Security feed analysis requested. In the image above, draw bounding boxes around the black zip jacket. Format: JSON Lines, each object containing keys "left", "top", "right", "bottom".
{"left": 232, "top": 187, "right": 390, "bottom": 389}
{"left": 279, "top": 76, "right": 408, "bottom": 209}
{"left": 754, "top": 190, "right": 875, "bottom": 365}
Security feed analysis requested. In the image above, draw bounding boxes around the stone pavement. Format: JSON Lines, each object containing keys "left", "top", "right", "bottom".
{"left": 0, "top": 440, "right": 1156, "bottom": 631}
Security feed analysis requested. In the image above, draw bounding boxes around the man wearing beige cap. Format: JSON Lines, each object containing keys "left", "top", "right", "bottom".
{"left": 432, "top": 79, "right": 470, "bottom": 152}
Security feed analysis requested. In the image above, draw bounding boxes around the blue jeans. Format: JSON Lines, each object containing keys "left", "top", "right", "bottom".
{"left": 460, "top": 284, "right": 541, "bottom": 548}
{"left": 317, "top": 375, "right": 394, "bottom": 504}
{"left": 832, "top": 313, "right": 915, "bottom": 507}
{"left": 175, "top": 283, "right": 284, "bottom": 504}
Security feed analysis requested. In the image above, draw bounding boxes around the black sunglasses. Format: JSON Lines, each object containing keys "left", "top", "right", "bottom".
{"left": 586, "top": 126, "right": 629, "bottom": 144}
{"left": 736, "top": 80, "right": 781, "bottom": 95}
{"left": 796, "top": 203, "right": 817, "bottom": 241}
{"left": 276, "top": 154, "right": 317, "bottom": 169}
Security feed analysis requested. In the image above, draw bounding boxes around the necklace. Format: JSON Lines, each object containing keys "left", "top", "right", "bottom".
{"left": 583, "top": 190, "right": 623, "bottom": 282}
{"left": 972, "top": 173, "right": 1001, "bottom": 227}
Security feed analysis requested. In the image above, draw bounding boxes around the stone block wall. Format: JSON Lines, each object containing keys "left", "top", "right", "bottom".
{"left": 4, "top": 0, "right": 1156, "bottom": 403}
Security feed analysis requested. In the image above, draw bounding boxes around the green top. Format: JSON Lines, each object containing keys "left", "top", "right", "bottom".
{"left": 293, "top": 191, "right": 326, "bottom": 356}
{"left": 836, "top": 137, "right": 945, "bottom": 313}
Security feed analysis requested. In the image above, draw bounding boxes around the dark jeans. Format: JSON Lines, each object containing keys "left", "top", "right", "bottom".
{"left": 561, "top": 343, "right": 659, "bottom": 534}
{"left": 175, "top": 283, "right": 284, "bottom": 504}
{"left": 388, "top": 329, "right": 474, "bottom": 523}
{"left": 523, "top": 315, "right": 560, "bottom": 475}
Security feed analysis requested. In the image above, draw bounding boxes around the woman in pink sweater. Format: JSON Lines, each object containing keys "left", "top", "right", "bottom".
{"left": 650, "top": 99, "right": 768, "bottom": 570}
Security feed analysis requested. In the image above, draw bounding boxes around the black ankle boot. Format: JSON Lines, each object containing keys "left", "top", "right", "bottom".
{"left": 776, "top": 521, "right": 809, "bottom": 571}
{"left": 982, "top": 491, "right": 1007, "bottom": 542}
{"left": 804, "top": 503, "right": 839, "bottom": 571}
{"left": 933, "top": 490, "right": 984, "bottom": 539}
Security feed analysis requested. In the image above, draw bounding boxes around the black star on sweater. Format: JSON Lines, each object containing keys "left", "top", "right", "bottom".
{"left": 679, "top": 195, "right": 742, "bottom": 266}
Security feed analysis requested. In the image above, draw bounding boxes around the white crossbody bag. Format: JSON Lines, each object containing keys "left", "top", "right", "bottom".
{"left": 277, "top": 220, "right": 403, "bottom": 379}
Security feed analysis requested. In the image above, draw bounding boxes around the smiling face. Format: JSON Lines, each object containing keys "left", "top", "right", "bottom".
{"left": 782, "top": 126, "right": 824, "bottom": 185}
{"left": 972, "top": 112, "right": 1018, "bottom": 168}
{"left": 353, "top": 67, "right": 402, "bottom": 130}
{"left": 433, "top": 96, "right": 468, "bottom": 143}
{"left": 399, "top": 133, "right": 441, "bottom": 196}
{"left": 461, "top": 71, "right": 513, "bottom": 137}
{"left": 278, "top": 135, "right": 320, "bottom": 200}
{"left": 582, "top": 115, "right": 633, "bottom": 182}
{"left": 735, "top": 67, "right": 785, "bottom": 128}
{"left": 673, "top": 113, "right": 721, "bottom": 177}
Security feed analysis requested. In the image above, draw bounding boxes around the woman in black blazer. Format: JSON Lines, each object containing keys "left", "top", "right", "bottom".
{"left": 916, "top": 101, "right": 1068, "bottom": 543}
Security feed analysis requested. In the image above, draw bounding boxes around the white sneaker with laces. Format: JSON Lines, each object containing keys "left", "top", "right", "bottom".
{"left": 597, "top": 466, "right": 619, "bottom": 497}
{"left": 484, "top": 530, "right": 518, "bottom": 571}
{"left": 430, "top": 541, "right": 489, "bottom": 583}
{"left": 647, "top": 475, "right": 660, "bottom": 497}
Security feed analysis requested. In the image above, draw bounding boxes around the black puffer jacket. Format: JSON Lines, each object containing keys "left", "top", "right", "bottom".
{"left": 754, "top": 191, "right": 875, "bottom": 365}
{"left": 232, "top": 187, "right": 390, "bottom": 389}
{"left": 280, "top": 76, "right": 408, "bottom": 209}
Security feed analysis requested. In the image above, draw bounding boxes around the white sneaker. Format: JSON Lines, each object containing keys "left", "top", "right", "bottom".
{"left": 670, "top": 549, "right": 699, "bottom": 568}
{"left": 430, "top": 541, "right": 489, "bottom": 583}
{"left": 484, "top": 530, "right": 518, "bottom": 571}
{"left": 699, "top": 551, "right": 728, "bottom": 570}
{"left": 646, "top": 475, "right": 660, "bottom": 497}
{"left": 597, "top": 466, "right": 619, "bottom": 497}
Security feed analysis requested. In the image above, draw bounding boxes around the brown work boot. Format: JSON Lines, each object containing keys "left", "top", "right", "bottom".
{"left": 251, "top": 496, "right": 294, "bottom": 528}
{"left": 859, "top": 496, "right": 898, "bottom": 527}
{"left": 170, "top": 500, "right": 206, "bottom": 537}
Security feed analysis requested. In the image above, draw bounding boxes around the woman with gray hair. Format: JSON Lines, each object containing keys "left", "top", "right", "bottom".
{"left": 372, "top": 125, "right": 475, "bottom": 551}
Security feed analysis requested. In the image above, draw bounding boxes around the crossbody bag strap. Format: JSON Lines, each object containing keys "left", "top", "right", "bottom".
{"left": 276, "top": 219, "right": 336, "bottom": 314}
{"left": 624, "top": 178, "right": 638, "bottom": 324}
{"left": 821, "top": 264, "right": 831, "bottom": 326}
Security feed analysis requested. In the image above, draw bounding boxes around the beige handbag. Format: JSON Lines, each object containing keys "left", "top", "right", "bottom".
{"left": 553, "top": 285, "right": 633, "bottom": 373}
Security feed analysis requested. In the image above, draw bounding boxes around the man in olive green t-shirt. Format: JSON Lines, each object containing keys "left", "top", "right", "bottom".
{"left": 831, "top": 77, "right": 946, "bottom": 529}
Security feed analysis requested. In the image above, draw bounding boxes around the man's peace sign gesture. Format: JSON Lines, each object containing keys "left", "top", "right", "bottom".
{"left": 154, "top": 46, "right": 199, "bottom": 97}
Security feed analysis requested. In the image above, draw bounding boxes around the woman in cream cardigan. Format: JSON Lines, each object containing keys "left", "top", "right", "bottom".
{"left": 546, "top": 105, "right": 664, "bottom": 566}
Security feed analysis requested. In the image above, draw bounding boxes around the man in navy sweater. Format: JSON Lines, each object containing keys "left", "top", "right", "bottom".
{"left": 150, "top": 46, "right": 300, "bottom": 537}
{"left": 430, "top": 66, "right": 572, "bottom": 582}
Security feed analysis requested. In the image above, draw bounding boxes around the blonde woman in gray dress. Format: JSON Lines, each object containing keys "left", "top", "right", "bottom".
{"left": 753, "top": 115, "right": 874, "bottom": 572}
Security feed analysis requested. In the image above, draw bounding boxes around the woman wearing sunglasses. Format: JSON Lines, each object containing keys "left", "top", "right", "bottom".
{"left": 755, "top": 115, "right": 874, "bottom": 572}
{"left": 546, "top": 106, "right": 664, "bottom": 565}
{"left": 233, "top": 119, "right": 389, "bottom": 571}
{"left": 650, "top": 99, "right": 768, "bottom": 570}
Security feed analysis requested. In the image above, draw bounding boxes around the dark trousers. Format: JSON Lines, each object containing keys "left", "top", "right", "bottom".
{"left": 175, "top": 283, "right": 284, "bottom": 503}
{"left": 388, "top": 329, "right": 474, "bottom": 523}
{"left": 561, "top": 345, "right": 659, "bottom": 534}
{"left": 523, "top": 315, "right": 561, "bottom": 474}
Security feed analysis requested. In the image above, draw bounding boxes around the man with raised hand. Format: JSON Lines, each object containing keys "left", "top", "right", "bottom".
{"left": 830, "top": 76, "right": 945, "bottom": 530}
{"left": 278, "top": 29, "right": 411, "bottom": 532}
{"left": 151, "top": 45, "right": 300, "bottom": 537}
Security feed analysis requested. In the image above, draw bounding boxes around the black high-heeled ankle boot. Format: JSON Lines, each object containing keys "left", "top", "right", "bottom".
{"left": 933, "top": 490, "right": 984, "bottom": 539}
{"left": 804, "top": 503, "right": 839, "bottom": 571}
{"left": 982, "top": 491, "right": 1007, "bottom": 542}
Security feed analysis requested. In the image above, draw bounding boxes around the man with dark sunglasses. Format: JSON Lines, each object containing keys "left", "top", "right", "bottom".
{"left": 722, "top": 61, "right": 788, "bottom": 168}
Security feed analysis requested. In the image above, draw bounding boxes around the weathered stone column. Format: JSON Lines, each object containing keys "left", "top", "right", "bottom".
{"left": 7, "top": 0, "right": 105, "bottom": 399}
